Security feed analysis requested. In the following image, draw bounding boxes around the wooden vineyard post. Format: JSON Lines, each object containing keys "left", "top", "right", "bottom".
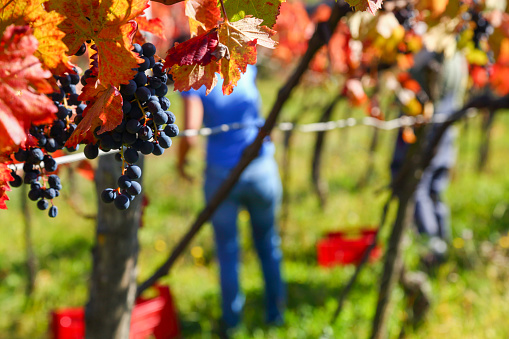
{"left": 85, "top": 154, "right": 144, "bottom": 339}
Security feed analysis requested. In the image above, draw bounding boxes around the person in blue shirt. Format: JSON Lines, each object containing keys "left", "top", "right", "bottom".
{"left": 178, "top": 65, "right": 285, "bottom": 330}
{"left": 391, "top": 50, "right": 468, "bottom": 266}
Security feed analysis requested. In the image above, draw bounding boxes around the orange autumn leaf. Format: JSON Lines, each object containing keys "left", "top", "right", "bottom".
{"left": 65, "top": 81, "right": 123, "bottom": 147}
{"left": 170, "top": 62, "right": 220, "bottom": 95}
{"left": 186, "top": 0, "right": 222, "bottom": 37}
{"left": 402, "top": 126, "right": 417, "bottom": 144}
{"left": 136, "top": 16, "right": 166, "bottom": 41}
{"left": 218, "top": 17, "right": 276, "bottom": 94}
{"left": 46, "top": 0, "right": 149, "bottom": 87}
{"left": 0, "top": 163, "right": 13, "bottom": 210}
{"left": 0, "top": 0, "right": 73, "bottom": 75}
{"left": 0, "top": 25, "right": 57, "bottom": 156}
{"left": 272, "top": 1, "right": 312, "bottom": 63}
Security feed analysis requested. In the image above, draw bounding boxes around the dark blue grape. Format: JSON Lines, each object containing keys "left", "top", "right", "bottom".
{"left": 121, "top": 80, "right": 137, "bottom": 96}
{"left": 126, "top": 165, "right": 142, "bottom": 180}
{"left": 28, "top": 188, "right": 41, "bottom": 201}
{"left": 43, "top": 188, "right": 57, "bottom": 199}
{"left": 153, "top": 110, "right": 168, "bottom": 125}
{"left": 166, "top": 111, "right": 176, "bottom": 125}
{"left": 147, "top": 100, "right": 161, "bottom": 114}
{"left": 123, "top": 100, "right": 132, "bottom": 114}
{"left": 127, "top": 181, "right": 142, "bottom": 196}
{"left": 114, "top": 194, "right": 130, "bottom": 210}
{"left": 114, "top": 120, "right": 126, "bottom": 133}
{"left": 118, "top": 175, "right": 132, "bottom": 189}
{"left": 29, "top": 148, "right": 44, "bottom": 163}
{"left": 142, "top": 43, "right": 156, "bottom": 57}
{"left": 153, "top": 62, "right": 165, "bottom": 77}
{"left": 14, "top": 149, "right": 28, "bottom": 162}
{"left": 139, "top": 141, "right": 154, "bottom": 155}
{"left": 48, "top": 174, "right": 60, "bottom": 187}
{"left": 100, "top": 134, "right": 116, "bottom": 150}
{"left": 134, "top": 72, "right": 148, "bottom": 87}
{"left": 136, "top": 87, "right": 151, "bottom": 103}
{"left": 128, "top": 104, "right": 143, "bottom": 120}
{"left": 45, "top": 138, "right": 57, "bottom": 152}
{"left": 52, "top": 88, "right": 65, "bottom": 101}
{"left": 159, "top": 96, "right": 170, "bottom": 110}
{"left": 138, "top": 126, "right": 153, "bottom": 141}
{"left": 152, "top": 143, "right": 164, "bottom": 156}
{"left": 37, "top": 199, "right": 49, "bottom": 210}
{"left": 57, "top": 105, "right": 71, "bottom": 120}
{"left": 124, "top": 148, "right": 139, "bottom": 163}
{"left": 75, "top": 42, "right": 87, "bottom": 56}
{"left": 48, "top": 206, "right": 58, "bottom": 218}
{"left": 84, "top": 143, "right": 99, "bottom": 159}
{"left": 148, "top": 76, "right": 162, "bottom": 89}
{"left": 138, "top": 57, "right": 150, "bottom": 72}
{"left": 158, "top": 134, "right": 172, "bottom": 149}
{"left": 164, "top": 124, "right": 179, "bottom": 137}
{"left": 9, "top": 172, "right": 22, "bottom": 187}
{"left": 126, "top": 119, "right": 142, "bottom": 134}
{"left": 101, "top": 188, "right": 117, "bottom": 203}
{"left": 44, "top": 157, "right": 58, "bottom": 172}
{"left": 155, "top": 84, "right": 168, "bottom": 97}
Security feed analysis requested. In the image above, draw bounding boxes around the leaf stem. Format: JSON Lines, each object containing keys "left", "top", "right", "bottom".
{"left": 219, "top": 0, "right": 229, "bottom": 23}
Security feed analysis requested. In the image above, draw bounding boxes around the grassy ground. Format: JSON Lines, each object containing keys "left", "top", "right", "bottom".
{"left": 1, "top": 72, "right": 509, "bottom": 338}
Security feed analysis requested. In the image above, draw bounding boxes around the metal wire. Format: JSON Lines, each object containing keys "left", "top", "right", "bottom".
{"left": 8, "top": 108, "right": 478, "bottom": 172}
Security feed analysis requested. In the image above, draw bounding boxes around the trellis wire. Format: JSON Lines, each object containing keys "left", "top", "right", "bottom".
{"left": 9, "top": 108, "right": 478, "bottom": 172}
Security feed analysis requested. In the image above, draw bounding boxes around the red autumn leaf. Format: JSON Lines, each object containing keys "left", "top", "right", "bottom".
{"left": 0, "top": 163, "right": 13, "bottom": 210}
{"left": 0, "top": 0, "right": 73, "bottom": 75}
{"left": 65, "top": 81, "right": 123, "bottom": 147}
{"left": 136, "top": 16, "right": 166, "bottom": 41}
{"left": 76, "top": 160, "right": 95, "bottom": 181}
{"left": 186, "top": 0, "right": 222, "bottom": 36}
{"left": 471, "top": 65, "right": 489, "bottom": 89}
{"left": 46, "top": 0, "right": 149, "bottom": 87}
{"left": 0, "top": 25, "right": 57, "bottom": 156}
{"left": 165, "top": 29, "right": 219, "bottom": 67}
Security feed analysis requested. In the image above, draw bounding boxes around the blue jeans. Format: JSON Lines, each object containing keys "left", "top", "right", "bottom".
{"left": 204, "top": 155, "right": 285, "bottom": 328}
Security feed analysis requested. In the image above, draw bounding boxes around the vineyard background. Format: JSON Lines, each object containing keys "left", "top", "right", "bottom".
{"left": 2, "top": 68, "right": 509, "bottom": 338}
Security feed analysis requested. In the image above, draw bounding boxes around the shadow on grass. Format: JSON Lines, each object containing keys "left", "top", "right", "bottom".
{"left": 178, "top": 272, "right": 374, "bottom": 338}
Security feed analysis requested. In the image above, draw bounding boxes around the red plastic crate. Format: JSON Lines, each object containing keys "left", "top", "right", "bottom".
{"left": 317, "top": 228, "right": 382, "bottom": 267}
{"left": 51, "top": 285, "right": 180, "bottom": 339}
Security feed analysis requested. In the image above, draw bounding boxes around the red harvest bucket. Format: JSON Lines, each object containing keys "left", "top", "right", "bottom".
{"left": 317, "top": 228, "right": 382, "bottom": 267}
{"left": 50, "top": 285, "right": 180, "bottom": 339}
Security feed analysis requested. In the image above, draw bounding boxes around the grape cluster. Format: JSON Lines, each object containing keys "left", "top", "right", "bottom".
{"left": 471, "top": 11, "right": 493, "bottom": 49}
{"left": 394, "top": 5, "right": 415, "bottom": 30}
{"left": 8, "top": 67, "right": 87, "bottom": 217}
{"left": 85, "top": 42, "right": 179, "bottom": 210}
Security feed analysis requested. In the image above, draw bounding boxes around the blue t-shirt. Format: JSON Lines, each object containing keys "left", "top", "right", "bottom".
{"left": 181, "top": 65, "right": 274, "bottom": 168}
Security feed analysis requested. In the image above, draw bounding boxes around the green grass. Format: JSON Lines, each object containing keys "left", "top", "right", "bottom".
{"left": 1, "top": 75, "right": 509, "bottom": 338}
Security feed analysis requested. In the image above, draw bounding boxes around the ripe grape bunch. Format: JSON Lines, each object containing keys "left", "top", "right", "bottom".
{"left": 84, "top": 42, "right": 179, "bottom": 211}
{"left": 9, "top": 67, "right": 86, "bottom": 218}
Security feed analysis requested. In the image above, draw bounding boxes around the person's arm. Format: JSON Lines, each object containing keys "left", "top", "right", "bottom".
{"left": 178, "top": 95, "right": 204, "bottom": 181}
